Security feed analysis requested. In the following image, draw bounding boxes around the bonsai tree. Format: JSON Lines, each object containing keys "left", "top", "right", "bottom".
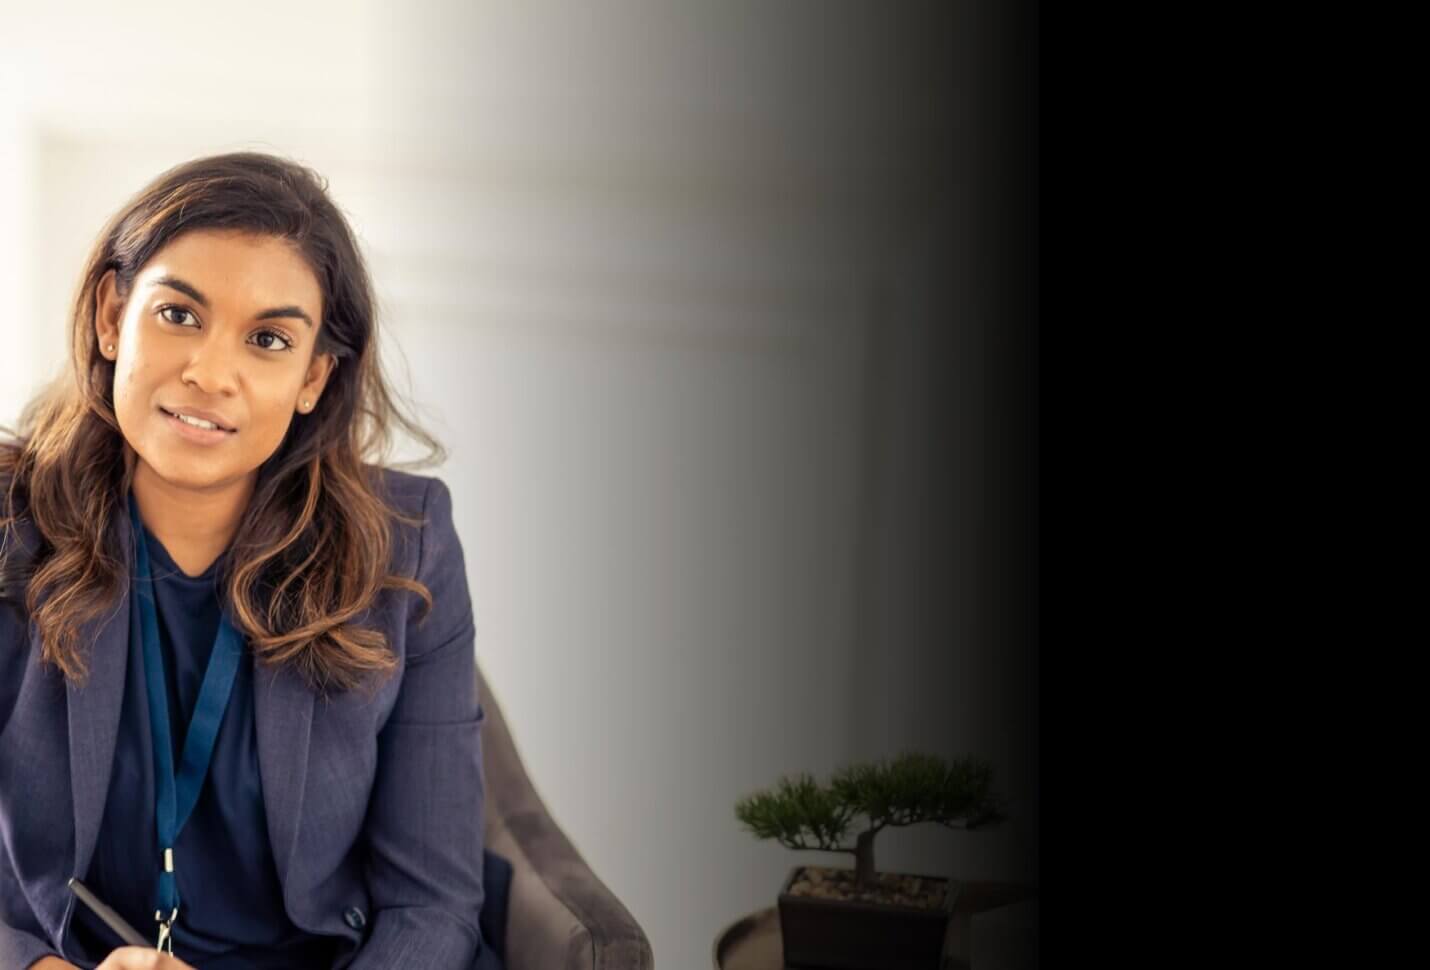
{"left": 735, "top": 751, "right": 1007, "bottom": 891}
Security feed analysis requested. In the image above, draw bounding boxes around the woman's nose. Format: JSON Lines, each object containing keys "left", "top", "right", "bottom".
{"left": 180, "top": 336, "right": 240, "bottom": 396}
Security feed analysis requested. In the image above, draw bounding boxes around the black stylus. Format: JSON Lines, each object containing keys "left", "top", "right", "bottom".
{"left": 67, "top": 877, "right": 150, "bottom": 948}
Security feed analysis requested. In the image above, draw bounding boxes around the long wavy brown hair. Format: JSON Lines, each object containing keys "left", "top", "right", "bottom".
{"left": 0, "top": 151, "right": 446, "bottom": 698}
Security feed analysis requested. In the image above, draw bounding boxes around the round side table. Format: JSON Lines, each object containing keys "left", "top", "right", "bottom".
{"left": 712, "top": 880, "right": 1037, "bottom": 970}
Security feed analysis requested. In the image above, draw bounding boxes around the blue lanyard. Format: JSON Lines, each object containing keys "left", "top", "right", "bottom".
{"left": 126, "top": 493, "right": 244, "bottom": 952}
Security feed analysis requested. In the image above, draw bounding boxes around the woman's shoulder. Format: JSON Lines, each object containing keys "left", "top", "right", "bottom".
{"left": 364, "top": 466, "right": 464, "bottom": 598}
{"left": 366, "top": 464, "right": 454, "bottom": 519}
{"left": 0, "top": 462, "right": 42, "bottom": 580}
{"left": 0, "top": 465, "right": 40, "bottom": 645}
{"left": 366, "top": 464, "right": 463, "bottom": 569}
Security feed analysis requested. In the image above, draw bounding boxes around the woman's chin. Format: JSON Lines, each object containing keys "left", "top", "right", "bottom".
{"left": 134, "top": 452, "right": 252, "bottom": 496}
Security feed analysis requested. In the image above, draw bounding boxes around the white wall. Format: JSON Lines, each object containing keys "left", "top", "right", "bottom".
{"left": 0, "top": 3, "right": 1036, "bottom": 966}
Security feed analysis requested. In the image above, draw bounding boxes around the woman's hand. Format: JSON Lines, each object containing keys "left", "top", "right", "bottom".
{"left": 94, "top": 947, "right": 198, "bottom": 969}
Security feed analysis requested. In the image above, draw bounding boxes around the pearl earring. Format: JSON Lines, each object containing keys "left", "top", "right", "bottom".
{"left": 302, "top": 400, "right": 311, "bottom": 410}
{"left": 106, "top": 344, "right": 114, "bottom": 353}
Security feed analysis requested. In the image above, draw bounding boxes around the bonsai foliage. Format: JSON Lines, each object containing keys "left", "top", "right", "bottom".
{"left": 735, "top": 751, "right": 1007, "bottom": 890}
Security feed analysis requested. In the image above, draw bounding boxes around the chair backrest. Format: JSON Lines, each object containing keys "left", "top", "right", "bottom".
{"left": 474, "top": 662, "right": 655, "bottom": 970}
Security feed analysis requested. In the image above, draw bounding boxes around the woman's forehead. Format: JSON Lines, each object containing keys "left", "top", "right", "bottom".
{"left": 137, "top": 229, "right": 323, "bottom": 316}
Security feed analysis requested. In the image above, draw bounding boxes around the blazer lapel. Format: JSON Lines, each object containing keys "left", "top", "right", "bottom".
{"left": 63, "top": 516, "right": 133, "bottom": 885}
{"left": 253, "top": 650, "right": 315, "bottom": 907}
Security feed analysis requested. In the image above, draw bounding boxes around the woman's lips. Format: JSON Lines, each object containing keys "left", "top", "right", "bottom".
{"left": 160, "top": 407, "right": 237, "bottom": 445}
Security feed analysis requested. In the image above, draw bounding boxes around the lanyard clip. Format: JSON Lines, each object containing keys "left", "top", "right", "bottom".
{"left": 155, "top": 845, "right": 178, "bottom": 952}
{"left": 155, "top": 905, "right": 178, "bottom": 953}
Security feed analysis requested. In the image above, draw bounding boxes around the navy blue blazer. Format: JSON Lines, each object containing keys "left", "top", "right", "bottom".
{"left": 0, "top": 469, "right": 496, "bottom": 969}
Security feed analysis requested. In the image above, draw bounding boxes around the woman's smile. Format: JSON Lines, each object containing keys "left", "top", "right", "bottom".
{"left": 159, "top": 405, "right": 239, "bottom": 445}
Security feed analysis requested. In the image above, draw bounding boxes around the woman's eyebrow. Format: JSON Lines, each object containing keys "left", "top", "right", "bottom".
{"left": 149, "top": 275, "right": 314, "bottom": 328}
{"left": 255, "top": 305, "right": 314, "bottom": 329}
{"left": 151, "top": 275, "right": 209, "bottom": 306}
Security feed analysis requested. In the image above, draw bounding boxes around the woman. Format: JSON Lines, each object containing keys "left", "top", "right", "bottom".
{"left": 0, "top": 153, "right": 502, "bottom": 969}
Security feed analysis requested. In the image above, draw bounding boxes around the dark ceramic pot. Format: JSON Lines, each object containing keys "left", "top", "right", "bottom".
{"left": 777, "top": 865, "right": 958, "bottom": 970}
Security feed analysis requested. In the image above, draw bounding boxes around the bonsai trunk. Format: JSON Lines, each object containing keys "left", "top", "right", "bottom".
{"left": 854, "top": 828, "right": 876, "bottom": 890}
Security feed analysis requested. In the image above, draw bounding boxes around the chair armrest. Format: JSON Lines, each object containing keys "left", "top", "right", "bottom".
{"left": 478, "top": 668, "right": 653, "bottom": 970}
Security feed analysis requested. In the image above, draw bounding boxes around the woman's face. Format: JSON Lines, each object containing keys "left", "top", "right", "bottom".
{"left": 95, "top": 229, "right": 335, "bottom": 494}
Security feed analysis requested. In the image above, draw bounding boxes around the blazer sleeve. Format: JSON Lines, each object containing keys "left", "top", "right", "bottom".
{"left": 347, "top": 477, "right": 490, "bottom": 969}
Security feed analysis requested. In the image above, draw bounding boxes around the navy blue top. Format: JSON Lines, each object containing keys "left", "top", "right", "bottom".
{"left": 67, "top": 525, "right": 336, "bottom": 969}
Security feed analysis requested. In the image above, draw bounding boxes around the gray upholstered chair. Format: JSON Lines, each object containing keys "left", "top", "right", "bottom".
{"left": 477, "top": 666, "right": 654, "bottom": 970}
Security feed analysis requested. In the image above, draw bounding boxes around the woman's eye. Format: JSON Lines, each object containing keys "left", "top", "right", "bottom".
{"left": 252, "top": 329, "right": 295, "bottom": 353}
{"left": 157, "top": 305, "right": 292, "bottom": 353}
{"left": 159, "top": 306, "right": 196, "bottom": 326}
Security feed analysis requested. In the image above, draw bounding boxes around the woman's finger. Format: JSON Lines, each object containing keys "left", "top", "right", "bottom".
{"left": 94, "top": 946, "right": 198, "bottom": 969}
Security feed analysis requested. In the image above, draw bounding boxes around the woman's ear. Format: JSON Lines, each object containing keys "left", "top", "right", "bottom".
{"left": 297, "top": 353, "right": 337, "bottom": 414}
{"left": 94, "top": 269, "right": 123, "bottom": 361}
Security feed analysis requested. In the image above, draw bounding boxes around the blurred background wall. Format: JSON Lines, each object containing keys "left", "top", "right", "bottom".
{"left": 0, "top": 2, "right": 1036, "bottom": 966}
